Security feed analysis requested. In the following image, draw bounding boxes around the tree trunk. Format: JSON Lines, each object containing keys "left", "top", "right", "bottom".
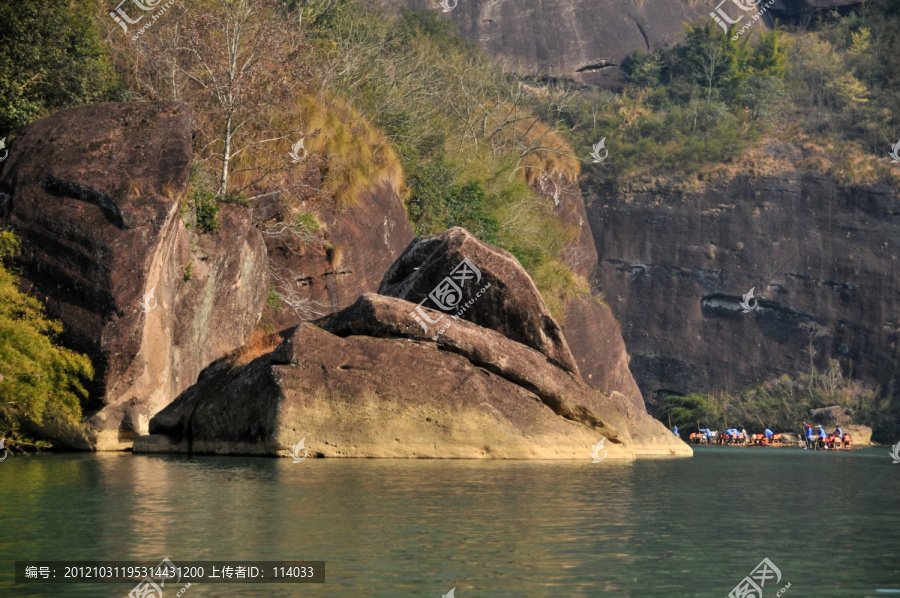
{"left": 219, "top": 113, "right": 233, "bottom": 196}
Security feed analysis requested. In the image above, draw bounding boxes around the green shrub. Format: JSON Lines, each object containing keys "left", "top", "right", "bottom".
{"left": 0, "top": 231, "right": 93, "bottom": 445}
{"left": 294, "top": 213, "right": 321, "bottom": 234}
{"left": 657, "top": 361, "right": 893, "bottom": 438}
{"left": 405, "top": 158, "right": 501, "bottom": 244}
{"left": 531, "top": 260, "right": 583, "bottom": 322}
{"left": 659, "top": 394, "right": 723, "bottom": 431}
{"left": 266, "top": 286, "right": 282, "bottom": 313}
{"left": 191, "top": 188, "right": 220, "bottom": 234}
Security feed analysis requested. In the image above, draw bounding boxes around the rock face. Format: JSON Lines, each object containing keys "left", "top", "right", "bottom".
{"left": 379, "top": 0, "right": 712, "bottom": 88}
{"left": 261, "top": 181, "right": 414, "bottom": 327}
{"left": 809, "top": 405, "right": 853, "bottom": 427}
{"left": 529, "top": 172, "right": 645, "bottom": 408}
{"left": 379, "top": 227, "right": 580, "bottom": 374}
{"left": 563, "top": 295, "right": 644, "bottom": 411}
{"left": 379, "top": 0, "right": 862, "bottom": 88}
{"left": 586, "top": 172, "right": 900, "bottom": 405}
{"left": 0, "top": 102, "right": 269, "bottom": 449}
{"left": 843, "top": 425, "right": 872, "bottom": 445}
{"left": 137, "top": 294, "right": 690, "bottom": 459}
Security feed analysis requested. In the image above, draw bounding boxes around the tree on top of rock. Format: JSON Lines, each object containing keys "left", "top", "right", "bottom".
{"left": 109, "top": 0, "right": 313, "bottom": 200}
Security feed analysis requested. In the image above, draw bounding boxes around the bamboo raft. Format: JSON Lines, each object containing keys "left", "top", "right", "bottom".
{"left": 689, "top": 440, "right": 862, "bottom": 450}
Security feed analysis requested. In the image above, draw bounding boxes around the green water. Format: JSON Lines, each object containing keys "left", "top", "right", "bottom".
{"left": 1, "top": 448, "right": 898, "bottom": 597}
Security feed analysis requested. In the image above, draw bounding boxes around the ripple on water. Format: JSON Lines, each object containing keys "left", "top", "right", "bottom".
{"left": 0, "top": 449, "right": 898, "bottom": 597}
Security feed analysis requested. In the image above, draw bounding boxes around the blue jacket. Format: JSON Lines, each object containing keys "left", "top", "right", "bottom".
{"left": 818, "top": 428, "right": 828, "bottom": 439}
{"left": 764, "top": 429, "right": 773, "bottom": 437}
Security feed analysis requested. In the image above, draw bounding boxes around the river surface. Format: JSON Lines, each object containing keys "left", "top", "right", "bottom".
{"left": 1, "top": 447, "right": 898, "bottom": 597}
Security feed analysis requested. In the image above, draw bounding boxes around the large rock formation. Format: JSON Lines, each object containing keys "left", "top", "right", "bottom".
{"left": 136, "top": 233, "right": 690, "bottom": 459}
{"left": 136, "top": 297, "right": 688, "bottom": 459}
{"left": 379, "top": 227, "right": 580, "bottom": 374}
{"left": 563, "top": 295, "right": 644, "bottom": 410}
{"left": 586, "top": 170, "right": 900, "bottom": 405}
{"left": 248, "top": 96, "right": 414, "bottom": 329}
{"left": 0, "top": 102, "right": 269, "bottom": 449}
{"left": 380, "top": 0, "right": 711, "bottom": 88}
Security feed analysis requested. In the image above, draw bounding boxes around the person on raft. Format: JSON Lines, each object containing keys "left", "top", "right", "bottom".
{"left": 803, "top": 422, "right": 814, "bottom": 448}
{"left": 693, "top": 428, "right": 712, "bottom": 444}
{"left": 816, "top": 425, "right": 829, "bottom": 449}
{"left": 829, "top": 427, "right": 851, "bottom": 449}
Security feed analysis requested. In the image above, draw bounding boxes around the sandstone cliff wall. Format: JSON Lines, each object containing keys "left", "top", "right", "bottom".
{"left": 0, "top": 103, "right": 270, "bottom": 449}
{"left": 261, "top": 181, "right": 414, "bottom": 328}
{"left": 379, "top": 0, "right": 861, "bottom": 88}
{"left": 379, "top": 0, "right": 711, "bottom": 88}
{"left": 585, "top": 171, "right": 900, "bottom": 404}
{"left": 530, "top": 172, "right": 646, "bottom": 410}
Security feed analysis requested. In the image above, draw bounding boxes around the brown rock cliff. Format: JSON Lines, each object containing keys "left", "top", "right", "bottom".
{"left": 0, "top": 102, "right": 269, "bottom": 449}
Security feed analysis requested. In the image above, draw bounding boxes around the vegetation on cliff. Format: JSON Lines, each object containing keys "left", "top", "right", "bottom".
{"left": 2, "top": 1, "right": 896, "bottom": 265}
{"left": 0, "top": 232, "right": 93, "bottom": 447}
{"left": 660, "top": 360, "right": 900, "bottom": 441}
{"left": 103, "top": 0, "right": 589, "bottom": 318}
{"left": 533, "top": 1, "right": 900, "bottom": 194}
{"left": 301, "top": 2, "right": 587, "bottom": 315}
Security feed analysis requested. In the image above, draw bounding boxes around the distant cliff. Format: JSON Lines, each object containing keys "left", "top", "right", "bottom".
{"left": 380, "top": 0, "right": 709, "bottom": 88}
{"left": 380, "top": 0, "right": 862, "bottom": 88}
{"left": 584, "top": 167, "right": 900, "bottom": 404}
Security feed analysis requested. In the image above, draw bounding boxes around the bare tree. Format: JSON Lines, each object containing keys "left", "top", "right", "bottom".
{"left": 799, "top": 321, "right": 829, "bottom": 371}
{"left": 445, "top": 56, "right": 580, "bottom": 180}
{"left": 110, "top": 0, "right": 313, "bottom": 199}
{"left": 182, "top": 0, "right": 308, "bottom": 195}
{"left": 694, "top": 42, "right": 727, "bottom": 102}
